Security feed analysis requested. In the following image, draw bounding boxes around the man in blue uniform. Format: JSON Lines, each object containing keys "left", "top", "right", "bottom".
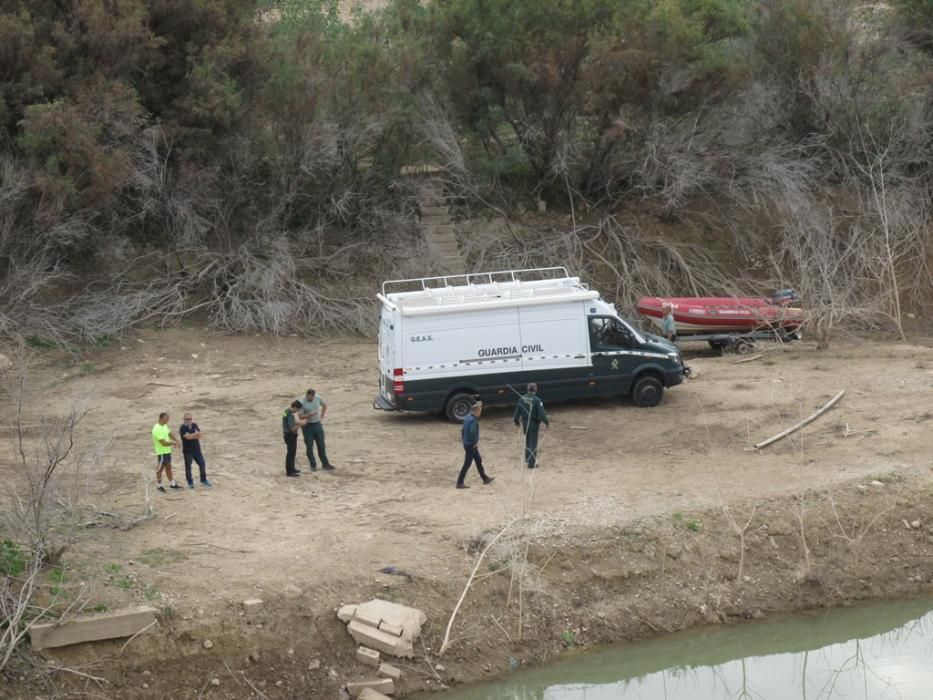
{"left": 513, "top": 383, "right": 550, "bottom": 469}
{"left": 456, "top": 402, "right": 494, "bottom": 489}
{"left": 179, "top": 413, "right": 211, "bottom": 488}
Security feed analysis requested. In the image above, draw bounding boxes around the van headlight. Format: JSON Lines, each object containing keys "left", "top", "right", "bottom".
{"left": 667, "top": 352, "right": 680, "bottom": 362}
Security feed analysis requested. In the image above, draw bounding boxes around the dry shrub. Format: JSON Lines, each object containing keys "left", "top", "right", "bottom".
{"left": 0, "top": 352, "right": 107, "bottom": 674}
{"left": 192, "top": 239, "right": 374, "bottom": 336}
{"left": 464, "top": 215, "right": 734, "bottom": 312}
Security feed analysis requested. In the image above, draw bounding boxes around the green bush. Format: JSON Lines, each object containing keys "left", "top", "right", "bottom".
{"left": 0, "top": 540, "right": 25, "bottom": 577}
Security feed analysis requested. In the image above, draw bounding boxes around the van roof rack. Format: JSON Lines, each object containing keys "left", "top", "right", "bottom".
{"left": 379, "top": 267, "right": 599, "bottom": 315}
{"left": 381, "top": 267, "right": 572, "bottom": 296}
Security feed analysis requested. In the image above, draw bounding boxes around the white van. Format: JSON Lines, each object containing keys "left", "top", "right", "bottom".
{"left": 374, "top": 268, "right": 686, "bottom": 421}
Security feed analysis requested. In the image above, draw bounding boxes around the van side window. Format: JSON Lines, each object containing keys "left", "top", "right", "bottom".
{"left": 589, "top": 317, "right": 632, "bottom": 350}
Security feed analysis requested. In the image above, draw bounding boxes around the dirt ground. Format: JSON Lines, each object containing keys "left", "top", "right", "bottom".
{"left": 3, "top": 327, "right": 933, "bottom": 698}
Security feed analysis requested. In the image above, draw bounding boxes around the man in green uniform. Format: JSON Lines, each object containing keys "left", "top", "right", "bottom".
{"left": 512, "top": 383, "right": 550, "bottom": 469}
{"left": 282, "top": 400, "right": 307, "bottom": 477}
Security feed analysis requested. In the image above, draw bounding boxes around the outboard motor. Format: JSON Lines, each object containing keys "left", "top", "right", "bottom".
{"left": 770, "top": 288, "right": 800, "bottom": 306}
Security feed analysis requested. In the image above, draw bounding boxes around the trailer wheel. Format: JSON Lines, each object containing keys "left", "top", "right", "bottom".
{"left": 445, "top": 393, "right": 475, "bottom": 423}
{"left": 632, "top": 375, "right": 664, "bottom": 407}
{"left": 734, "top": 340, "right": 755, "bottom": 355}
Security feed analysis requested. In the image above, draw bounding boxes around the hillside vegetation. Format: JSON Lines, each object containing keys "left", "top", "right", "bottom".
{"left": 1, "top": 0, "right": 932, "bottom": 344}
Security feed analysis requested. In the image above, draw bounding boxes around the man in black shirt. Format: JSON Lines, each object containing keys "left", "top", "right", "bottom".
{"left": 180, "top": 413, "right": 211, "bottom": 488}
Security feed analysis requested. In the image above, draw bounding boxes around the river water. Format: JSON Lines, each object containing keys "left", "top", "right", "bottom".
{"left": 425, "top": 598, "right": 933, "bottom": 700}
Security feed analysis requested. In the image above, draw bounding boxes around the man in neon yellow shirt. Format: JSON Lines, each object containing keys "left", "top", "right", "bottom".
{"left": 152, "top": 412, "right": 181, "bottom": 492}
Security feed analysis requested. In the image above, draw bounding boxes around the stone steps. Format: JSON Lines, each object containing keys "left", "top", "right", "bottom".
{"left": 414, "top": 177, "right": 465, "bottom": 274}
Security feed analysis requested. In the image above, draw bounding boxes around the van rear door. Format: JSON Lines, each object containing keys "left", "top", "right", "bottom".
{"left": 377, "top": 307, "right": 398, "bottom": 407}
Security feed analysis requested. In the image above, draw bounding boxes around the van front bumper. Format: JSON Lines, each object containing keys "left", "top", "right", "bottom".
{"left": 664, "top": 366, "right": 686, "bottom": 387}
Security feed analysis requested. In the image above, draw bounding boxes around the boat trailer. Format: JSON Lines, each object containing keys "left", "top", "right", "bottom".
{"left": 681, "top": 328, "right": 801, "bottom": 355}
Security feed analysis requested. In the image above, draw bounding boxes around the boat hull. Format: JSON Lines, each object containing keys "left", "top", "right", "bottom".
{"left": 636, "top": 296, "right": 805, "bottom": 335}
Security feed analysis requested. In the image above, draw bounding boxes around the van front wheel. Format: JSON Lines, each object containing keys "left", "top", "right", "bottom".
{"left": 632, "top": 376, "right": 664, "bottom": 407}
{"left": 445, "top": 393, "right": 475, "bottom": 423}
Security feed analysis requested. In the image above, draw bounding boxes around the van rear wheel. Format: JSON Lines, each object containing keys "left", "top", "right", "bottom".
{"left": 632, "top": 375, "right": 664, "bottom": 407}
{"left": 445, "top": 393, "right": 475, "bottom": 423}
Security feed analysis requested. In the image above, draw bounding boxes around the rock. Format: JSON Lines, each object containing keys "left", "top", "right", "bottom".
{"left": 283, "top": 584, "right": 303, "bottom": 598}
{"left": 142, "top": 683, "right": 149, "bottom": 689}
{"left": 856, "top": 484, "right": 868, "bottom": 492}
{"left": 328, "top": 669, "right": 339, "bottom": 679}
{"left": 911, "top": 520, "right": 921, "bottom": 529}
{"left": 434, "top": 663, "right": 445, "bottom": 672}
{"left": 358, "top": 689, "right": 393, "bottom": 700}
{"left": 742, "top": 575, "right": 751, "bottom": 583}
{"left": 308, "top": 659, "right": 321, "bottom": 671}
{"left": 243, "top": 598, "right": 264, "bottom": 616}
{"left": 903, "top": 519, "right": 912, "bottom": 530}
{"left": 142, "top": 671, "right": 151, "bottom": 677}
{"left": 871, "top": 480, "right": 885, "bottom": 487}
{"left": 249, "top": 651, "right": 260, "bottom": 663}
{"left": 346, "top": 679, "right": 394, "bottom": 697}
{"left": 0, "top": 354, "right": 12, "bottom": 371}
{"left": 337, "top": 604, "right": 359, "bottom": 622}
{"left": 377, "top": 663, "right": 401, "bottom": 680}
{"left": 203, "top": 640, "right": 213, "bottom": 649}
{"left": 210, "top": 678, "right": 220, "bottom": 687}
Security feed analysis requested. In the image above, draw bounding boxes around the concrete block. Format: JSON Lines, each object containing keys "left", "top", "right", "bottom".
{"left": 354, "top": 600, "right": 427, "bottom": 636}
{"left": 356, "top": 646, "right": 380, "bottom": 667}
{"left": 378, "top": 663, "right": 401, "bottom": 680}
{"left": 359, "top": 689, "right": 393, "bottom": 700}
{"left": 353, "top": 608, "right": 382, "bottom": 629}
{"left": 243, "top": 599, "right": 264, "bottom": 616}
{"left": 337, "top": 604, "right": 358, "bottom": 622}
{"left": 378, "top": 621, "right": 403, "bottom": 637}
{"left": 30, "top": 606, "right": 157, "bottom": 650}
{"left": 347, "top": 620, "right": 412, "bottom": 657}
{"left": 347, "top": 678, "right": 394, "bottom": 697}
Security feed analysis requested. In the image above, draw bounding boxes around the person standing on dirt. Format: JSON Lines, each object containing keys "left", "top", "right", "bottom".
{"left": 151, "top": 412, "right": 181, "bottom": 493}
{"left": 513, "top": 383, "right": 550, "bottom": 469}
{"left": 283, "top": 400, "right": 307, "bottom": 477}
{"left": 298, "top": 388, "right": 335, "bottom": 471}
{"left": 179, "top": 413, "right": 211, "bottom": 488}
{"left": 456, "top": 402, "right": 494, "bottom": 489}
{"left": 662, "top": 303, "right": 677, "bottom": 343}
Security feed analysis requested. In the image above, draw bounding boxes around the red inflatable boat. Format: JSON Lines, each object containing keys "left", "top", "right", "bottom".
{"left": 636, "top": 290, "right": 805, "bottom": 335}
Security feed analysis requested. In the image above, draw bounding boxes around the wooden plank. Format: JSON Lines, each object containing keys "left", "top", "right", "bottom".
{"left": 30, "top": 606, "right": 157, "bottom": 650}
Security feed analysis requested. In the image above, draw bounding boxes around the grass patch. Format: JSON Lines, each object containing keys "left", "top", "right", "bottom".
{"left": 25, "top": 334, "right": 59, "bottom": 350}
{"left": 138, "top": 547, "right": 188, "bottom": 567}
{"left": 79, "top": 361, "right": 96, "bottom": 375}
